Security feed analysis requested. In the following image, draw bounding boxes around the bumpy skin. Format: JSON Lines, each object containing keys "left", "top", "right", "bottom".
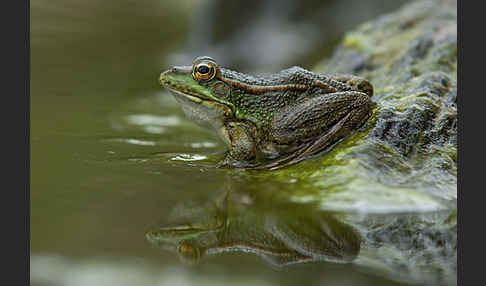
{"left": 160, "top": 56, "right": 374, "bottom": 169}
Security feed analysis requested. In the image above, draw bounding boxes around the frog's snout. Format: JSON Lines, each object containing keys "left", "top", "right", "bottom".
{"left": 160, "top": 66, "right": 193, "bottom": 86}
{"left": 159, "top": 68, "right": 177, "bottom": 86}
{"left": 159, "top": 70, "right": 170, "bottom": 86}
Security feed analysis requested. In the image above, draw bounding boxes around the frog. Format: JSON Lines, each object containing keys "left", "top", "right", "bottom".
{"left": 145, "top": 191, "right": 361, "bottom": 266}
{"left": 159, "top": 56, "right": 374, "bottom": 170}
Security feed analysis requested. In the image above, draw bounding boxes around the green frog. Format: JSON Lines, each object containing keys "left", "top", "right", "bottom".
{"left": 159, "top": 56, "right": 373, "bottom": 169}
{"left": 146, "top": 191, "right": 361, "bottom": 266}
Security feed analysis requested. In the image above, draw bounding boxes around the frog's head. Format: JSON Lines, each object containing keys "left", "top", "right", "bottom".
{"left": 160, "top": 56, "right": 236, "bottom": 129}
{"left": 145, "top": 194, "right": 229, "bottom": 265}
{"left": 145, "top": 224, "right": 221, "bottom": 265}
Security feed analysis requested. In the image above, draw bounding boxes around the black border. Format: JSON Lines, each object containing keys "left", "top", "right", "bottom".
{"left": 3, "top": 0, "right": 29, "bottom": 284}
{"left": 458, "top": 1, "right": 479, "bottom": 286}
{"left": 457, "top": 0, "right": 461, "bottom": 284}
{"left": 27, "top": 0, "right": 31, "bottom": 282}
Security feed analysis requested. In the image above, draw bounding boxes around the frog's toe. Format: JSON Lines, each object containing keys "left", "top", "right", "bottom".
{"left": 217, "top": 155, "right": 253, "bottom": 169}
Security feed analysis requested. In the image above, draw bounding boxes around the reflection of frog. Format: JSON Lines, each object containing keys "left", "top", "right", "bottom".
{"left": 145, "top": 191, "right": 361, "bottom": 267}
{"left": 160, "top": 56, "right": 373, "bottom": 169}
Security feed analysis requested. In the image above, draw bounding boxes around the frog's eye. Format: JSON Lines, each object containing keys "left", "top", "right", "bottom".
{"left": 193, "top": 63, "right": 216, "bottom": 81}
{"left": 177, "top": 242, "right": 200, "bottom": 264}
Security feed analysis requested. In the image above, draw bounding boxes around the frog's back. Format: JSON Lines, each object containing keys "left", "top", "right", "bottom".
{"left": 221, "top": 67, "right": 373, "bottom": 97}
{"left": 220, "top": 66, "right": 314, "bottom": 87}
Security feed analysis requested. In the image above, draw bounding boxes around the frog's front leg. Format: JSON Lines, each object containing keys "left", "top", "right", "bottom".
{"left": 217, "top": 121, "right": 257, "bottom": 168}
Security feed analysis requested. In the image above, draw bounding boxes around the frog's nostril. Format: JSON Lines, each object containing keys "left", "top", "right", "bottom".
{"left": 159, "top": 73, "right": 169, "bottom": 85}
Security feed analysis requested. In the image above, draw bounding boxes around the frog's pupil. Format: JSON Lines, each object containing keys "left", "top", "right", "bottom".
{"left": 197, "top": 65, "right": 210, "bottom": 74}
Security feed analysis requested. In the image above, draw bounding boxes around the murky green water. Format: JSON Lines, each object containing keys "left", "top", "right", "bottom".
{"left": 31, "top": 1, "right": 456, "bottom": 285}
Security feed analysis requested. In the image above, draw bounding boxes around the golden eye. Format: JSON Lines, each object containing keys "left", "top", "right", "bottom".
{"left": 193, "top": 63, "right": 216, "bottom": 81}
{"left": 177, "top": 242, "right": 200, "bottom": 264}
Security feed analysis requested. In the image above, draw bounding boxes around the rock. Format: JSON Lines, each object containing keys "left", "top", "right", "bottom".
{"left": 309, "top": 0, "right": 457, "bottom": 206}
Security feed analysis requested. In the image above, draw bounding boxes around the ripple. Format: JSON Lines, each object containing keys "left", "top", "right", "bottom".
{"left": 107, "top": 138, "right": 157, "bottom": 146}
{"left": 125, "top": 114, "right": 180, "bottom": 126}
{"left": 170, "top": 154, "right": 207, "bottom": 161}
{"left": 188, "top": 142, "right": 217, "bottom": 148}
{"left": 143, "top": 126, "right": 166, "bottom": 134}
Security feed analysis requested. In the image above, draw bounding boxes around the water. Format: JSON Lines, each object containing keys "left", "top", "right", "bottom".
{"left": 31, "top": 1, "right": 455, "bottom": 285}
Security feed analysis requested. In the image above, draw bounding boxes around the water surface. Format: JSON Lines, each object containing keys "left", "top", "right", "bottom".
{"left": 31, "top": 1, "right": 455, "bottom": 285}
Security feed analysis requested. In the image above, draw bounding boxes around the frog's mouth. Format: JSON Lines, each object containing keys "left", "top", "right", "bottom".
{"left": 166, "top": 88, "right": 204, "bottom": 104}
{"left": 145, "top": 218, "right": 226, "bottom": 246}
{"left": 166, "top": 88, "right": 234, "bottom": 116}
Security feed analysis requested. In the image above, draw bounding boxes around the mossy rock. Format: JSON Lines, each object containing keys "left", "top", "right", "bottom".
{"left": 316, "top": 0, "right": 456, "bottom": 161}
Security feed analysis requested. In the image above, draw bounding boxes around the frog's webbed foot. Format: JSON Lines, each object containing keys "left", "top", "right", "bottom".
{"left": 217, "top": 153, "right": 255, "bottom": 169}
